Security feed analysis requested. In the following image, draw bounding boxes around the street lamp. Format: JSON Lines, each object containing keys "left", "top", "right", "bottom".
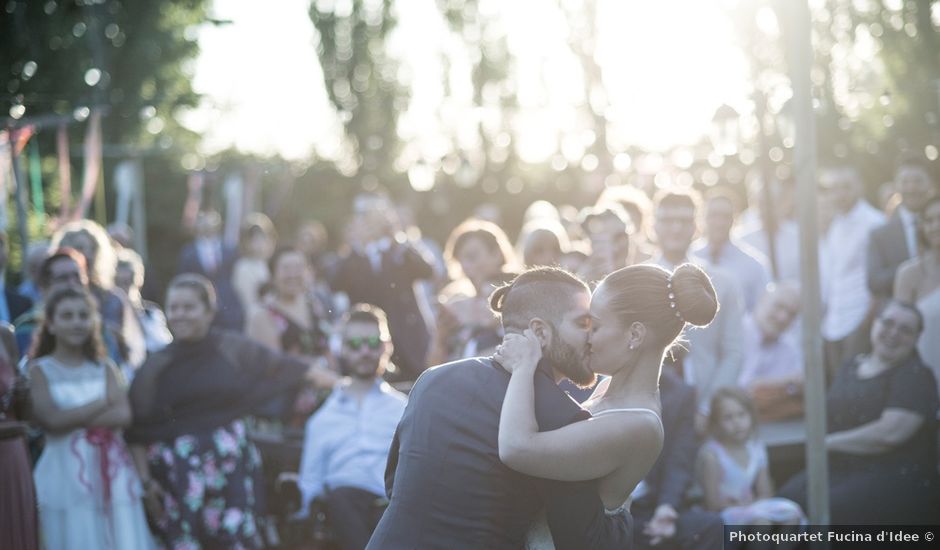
{"left": 710, "top": 103, "right": 741, "bottom": 157}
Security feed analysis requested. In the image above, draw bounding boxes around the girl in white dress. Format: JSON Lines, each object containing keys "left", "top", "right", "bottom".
{"left": 29, "top": 286, "right": 155, "bottom": 550}
{"left": 696, "top": 388, "right": 804, "bottom": 525}
{"left": 494, "top": 264, "right": 719, "bottom": 549}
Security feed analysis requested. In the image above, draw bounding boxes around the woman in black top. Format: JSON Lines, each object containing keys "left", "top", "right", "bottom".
{"left": 127, "top": 274, "right": 335, "bottom": 549}
{"left": 778, "top": 300, "right": 939, "bottom": 524}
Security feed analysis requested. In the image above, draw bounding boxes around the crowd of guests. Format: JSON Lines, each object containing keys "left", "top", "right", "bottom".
{"left": 0, "top": 152, "right": 938, "bottom": 549}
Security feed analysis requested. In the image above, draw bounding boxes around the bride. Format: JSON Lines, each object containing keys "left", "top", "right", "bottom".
{"left": 494, "top": 263, "right": 718, "bottom": 549}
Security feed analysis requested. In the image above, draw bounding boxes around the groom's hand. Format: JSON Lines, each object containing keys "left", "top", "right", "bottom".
{"left": 494, "top": 330, "right": 542, "bottom": 374}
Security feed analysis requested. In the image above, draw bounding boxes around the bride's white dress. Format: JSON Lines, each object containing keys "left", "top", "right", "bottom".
{"left": 522, "top": 407, "right": 662, "bottom": 550}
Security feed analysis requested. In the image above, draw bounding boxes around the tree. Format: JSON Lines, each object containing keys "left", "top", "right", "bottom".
{"left": 1, "top": 0, "right": 211, "bottom": 287}
{"left": 2, "top": 0, "right": 209, "bottom": 147}
{"left": 728, "top": 0, "right": 939, "bottom": 191}
{"left": 310, "top": 0, "right": 401, "bottom": 182}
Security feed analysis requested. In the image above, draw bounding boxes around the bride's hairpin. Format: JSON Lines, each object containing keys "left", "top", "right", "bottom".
{"left": 666, "top": 279, "right": 683, "bottom": 322}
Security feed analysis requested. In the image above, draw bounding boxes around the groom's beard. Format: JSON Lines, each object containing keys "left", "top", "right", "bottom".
{"left": 544, "top": 325, "right": 596, "bottom": 389}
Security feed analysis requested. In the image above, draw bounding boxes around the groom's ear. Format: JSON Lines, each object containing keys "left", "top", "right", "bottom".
{"left": 528, "top": 318, "right": 551, "bottom": 348}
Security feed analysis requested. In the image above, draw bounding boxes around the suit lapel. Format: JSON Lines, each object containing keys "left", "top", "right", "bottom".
{"left": 886, "top": 212, "right": 911, "bottom": 262}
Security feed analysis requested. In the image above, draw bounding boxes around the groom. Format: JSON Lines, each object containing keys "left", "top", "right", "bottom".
{"left": 367, "top": 267, "right": 633, "bottom": 549}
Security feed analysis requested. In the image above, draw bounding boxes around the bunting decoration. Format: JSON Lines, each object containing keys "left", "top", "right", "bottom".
{"left": 29, "top": 140, "right": 45, "bottom": 219}
{"left": 181, "top": 171, "right": 205, "bottom": 232}
{"left": 0, "top": 132, "right": 11, "bottom": 231}
{"left": 57, "top": 124, "right": 71, "bottom": 218}
{"left": 75, "top": 109, "right": 103, "bottom": 220}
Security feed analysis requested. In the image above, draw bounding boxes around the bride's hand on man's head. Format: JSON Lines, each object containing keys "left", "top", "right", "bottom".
{"left": 494, "top": 329, "right": 542, "bottom": 374}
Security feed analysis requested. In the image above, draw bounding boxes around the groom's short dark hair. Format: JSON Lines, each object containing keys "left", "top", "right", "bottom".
{"left": 489, "top": 267, "right": 589, "bottom": 332}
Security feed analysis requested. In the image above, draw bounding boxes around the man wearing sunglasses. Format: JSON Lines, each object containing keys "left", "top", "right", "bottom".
{"left": 298, "top": 304, "right": 407, "bottom": 550}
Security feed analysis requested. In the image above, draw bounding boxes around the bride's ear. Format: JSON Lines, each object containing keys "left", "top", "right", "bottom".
{"left": 528, "top": 318, "right": 550, "bottom": 348}
{"left": 629, "top": 321, "right": 647, "bottom": 350}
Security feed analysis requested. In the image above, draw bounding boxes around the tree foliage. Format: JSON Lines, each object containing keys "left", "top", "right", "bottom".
{"left": 1, "top": 0, "right": 211, "bottom": 286}
{"left": 1, "top": 0, "right": 209, "bottom": 147}
{"left": 310, "top": 0, "right": 401, "bottom": 181}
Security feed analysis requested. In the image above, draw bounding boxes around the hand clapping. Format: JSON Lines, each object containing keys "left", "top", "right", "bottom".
{"left": 493, "top": 329, "right": 542, "bottom": 374}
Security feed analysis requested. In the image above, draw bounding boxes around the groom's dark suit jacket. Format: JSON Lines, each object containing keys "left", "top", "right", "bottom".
{"left": 366, "top": 357, "right": 633, "bottom": 550}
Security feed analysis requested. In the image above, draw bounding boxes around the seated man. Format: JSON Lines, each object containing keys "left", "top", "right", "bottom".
{"left": 298, "top": 304, "right": 406, "bottom": 550}
{"left": 739, "top": 282, "right": 803, "bottom": 421}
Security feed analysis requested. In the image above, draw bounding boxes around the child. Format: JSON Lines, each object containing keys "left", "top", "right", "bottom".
{"left": 29, "top": 286, "right": 154, "bottom": 549}
{"left": 696, "top": 387, "right": 804, "bottom": 525}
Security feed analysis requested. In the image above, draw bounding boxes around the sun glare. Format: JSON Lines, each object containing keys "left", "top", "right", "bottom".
{"left": 597, "top": 0, "right": 751, "bottom": 151}
{"left": 191, "top": 0, "right": 750, "bottom": 163}
{"left": 187, "top": 0, "right": 344, "bottom": 161}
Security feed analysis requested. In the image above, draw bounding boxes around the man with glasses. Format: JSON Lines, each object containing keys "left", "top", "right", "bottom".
{"left": 651, "top": 188, "right": 745, "bottom": 432}
{"left": 298, "top": 304, "right": 406, "bottom": 550}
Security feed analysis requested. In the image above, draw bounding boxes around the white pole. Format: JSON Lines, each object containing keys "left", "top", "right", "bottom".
{"left": 785, "top": 0, "right": 830, "bottom": 526}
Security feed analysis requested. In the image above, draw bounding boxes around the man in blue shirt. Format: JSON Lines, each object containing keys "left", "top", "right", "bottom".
{"left": 298, "top": 304, "right": 406, "bottom": 550}
{"left": 691, "top": 187, "right": 771, "bottom": 313}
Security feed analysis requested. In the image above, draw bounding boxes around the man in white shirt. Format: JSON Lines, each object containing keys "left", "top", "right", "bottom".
{"left": 651, "top": 188, "right": 745, "bottom": 430}
{"left": 867, "top": 155, "right": 937, "bottom": 301}
{"left": 818, "top": 165, "right": 886, "bottom": 378}
{"left": 298, "top": 304, "right": 406, "bottom": 550}
{"left": 692, "top": 187, "right": 771, "bottom": 312}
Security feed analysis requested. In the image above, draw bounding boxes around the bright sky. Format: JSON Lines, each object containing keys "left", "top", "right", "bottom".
{"left": 188, "top": 0, "right": 750, "bottom": 164}
{"left": 185, "top": 0, "right": 345, "bottom": 161}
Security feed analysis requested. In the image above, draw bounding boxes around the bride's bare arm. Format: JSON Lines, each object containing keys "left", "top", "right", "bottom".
{"left": 496, "top": 331, "right": 659, "bottom": 482}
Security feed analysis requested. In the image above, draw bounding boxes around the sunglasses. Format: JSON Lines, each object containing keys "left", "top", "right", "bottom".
{"left": 345, "top": 335, "right": 384, "bottom": 351}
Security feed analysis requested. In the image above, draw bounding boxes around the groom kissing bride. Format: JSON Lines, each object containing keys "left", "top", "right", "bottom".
{"left": 367, "top": 264, "right": 718, "bottom": 549}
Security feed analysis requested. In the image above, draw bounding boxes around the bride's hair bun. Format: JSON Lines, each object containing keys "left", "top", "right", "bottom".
{"left": 671, "top": 263, "right": 718, "bottom": 327}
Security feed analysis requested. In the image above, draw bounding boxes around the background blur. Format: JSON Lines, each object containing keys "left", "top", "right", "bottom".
{"left": 2, "top": 0, "right": 939, "bottom": 293}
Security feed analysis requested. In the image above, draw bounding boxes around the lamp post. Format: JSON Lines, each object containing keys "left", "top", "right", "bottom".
{"left": 710, "top": 104, "right": 741, "bottom": 158}
{"left": 783, "top": 0, "right": 830, "bottom": 528}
